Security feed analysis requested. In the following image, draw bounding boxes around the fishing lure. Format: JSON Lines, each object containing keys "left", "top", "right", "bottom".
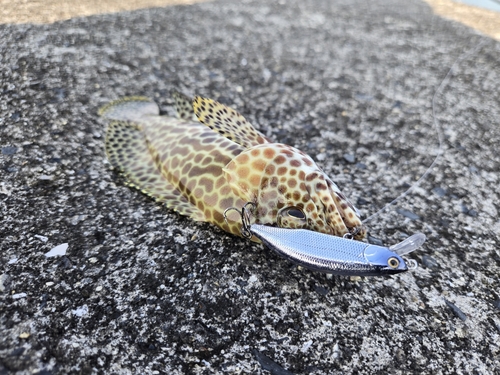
{"left": 226, "top": 203, "right": 423, "bottom": 276}
{"left": 100, "top": 92, "right": 365, "bottom": 240}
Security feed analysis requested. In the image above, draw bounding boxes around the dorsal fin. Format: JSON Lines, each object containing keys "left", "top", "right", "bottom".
{"left": 192, "top": 96, "right": 269, "bottom": 149}
{"left": 171, "top": 91, "right": 196, "bottom": 121}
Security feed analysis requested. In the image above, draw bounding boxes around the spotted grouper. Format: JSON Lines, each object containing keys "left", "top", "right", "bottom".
{"left": 100, "top": 92, "right": 366, "bottom": 240}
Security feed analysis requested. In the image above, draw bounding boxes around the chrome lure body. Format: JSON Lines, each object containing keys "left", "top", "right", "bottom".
{"left": 249, "top": 224, "right": 423, "bottom": 276}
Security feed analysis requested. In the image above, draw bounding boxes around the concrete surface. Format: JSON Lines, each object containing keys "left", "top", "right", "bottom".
{"left": 1, "top": 0, "right": 499, "bottom": 374}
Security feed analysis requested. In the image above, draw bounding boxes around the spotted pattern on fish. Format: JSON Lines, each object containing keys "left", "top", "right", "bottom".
{"left": 100, "top": 93, "right": 366, "bottom": 240}
{"left": 172, "top": 91, "right": 196, "bottom": 121}
{"left": 193, "top": 96, "right": 270, "bottom": 148}
{"left": 223, "top": 143, "right": 360, "bottom": 236}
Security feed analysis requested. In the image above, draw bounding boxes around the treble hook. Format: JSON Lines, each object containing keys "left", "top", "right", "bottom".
{"left": 223, "top": 202, "right": 256, "bottom": 239}
{"left": 344, "top": 226, "right": 362, "bottom": 240}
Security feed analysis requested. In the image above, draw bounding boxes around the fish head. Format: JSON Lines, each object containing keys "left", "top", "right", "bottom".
{"left": 223, "top": 144, "right": 366, "bottom": 239}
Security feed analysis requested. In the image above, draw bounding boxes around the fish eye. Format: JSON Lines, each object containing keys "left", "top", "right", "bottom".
{"left": 277, "top": 206, "right": 307, "bottom": 228}
{"left": 283, "top": 207, "right": 306, "bottom": 219}
{"left": 387, "top": 257, "right": 400, "bottom": 269}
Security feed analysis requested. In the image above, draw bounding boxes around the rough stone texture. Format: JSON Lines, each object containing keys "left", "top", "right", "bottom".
{"left": 1, "top": 0, "right": 499, "bottom": 374}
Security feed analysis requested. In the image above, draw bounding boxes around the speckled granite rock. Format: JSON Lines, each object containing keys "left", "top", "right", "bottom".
{"left": 1, "top": 0, "right": 499, "bottom": 374}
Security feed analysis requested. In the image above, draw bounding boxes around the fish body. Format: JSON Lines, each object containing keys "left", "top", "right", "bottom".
{"left": 248, "top": 224, "right": 408, "bottom": 276}
{"left": 100, "top": 93, "right": 365, "bottom": 240}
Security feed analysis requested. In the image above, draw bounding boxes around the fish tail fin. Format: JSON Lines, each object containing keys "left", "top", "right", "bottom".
{"left": 99, "top": 96, "right": 159, "bottom": 122}
{"left": 104, "top": 120, "right": 206, "bottom": 221}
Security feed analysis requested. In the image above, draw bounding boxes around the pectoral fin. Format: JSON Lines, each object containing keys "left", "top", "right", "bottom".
{"left": 222, "top": 144, "right": 283, "bottom": 205}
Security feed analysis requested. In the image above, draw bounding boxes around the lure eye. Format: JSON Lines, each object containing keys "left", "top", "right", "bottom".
{"left": 387, "top": 257, "right": 400, "bottom": 269}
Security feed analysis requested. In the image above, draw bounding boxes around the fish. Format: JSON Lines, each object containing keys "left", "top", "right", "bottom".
{"left": 100, "top": 92, "right": 366, "bottom": 240}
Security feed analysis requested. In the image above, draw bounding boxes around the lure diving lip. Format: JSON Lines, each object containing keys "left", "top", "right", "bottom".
{"left": 247, "top": 224, "right": 425, "bottom": 276}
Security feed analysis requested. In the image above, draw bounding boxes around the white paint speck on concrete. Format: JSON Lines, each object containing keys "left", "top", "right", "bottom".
{"left": 72, "top": 305, "right": 89, "bottom": 317}
{"left": 45, "top": 243, "right": 68, "bottom": 257}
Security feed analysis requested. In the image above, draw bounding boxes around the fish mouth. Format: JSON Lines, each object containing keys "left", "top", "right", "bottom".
{"left": 304, "top": 180, "right": 366, "bottom": 239}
